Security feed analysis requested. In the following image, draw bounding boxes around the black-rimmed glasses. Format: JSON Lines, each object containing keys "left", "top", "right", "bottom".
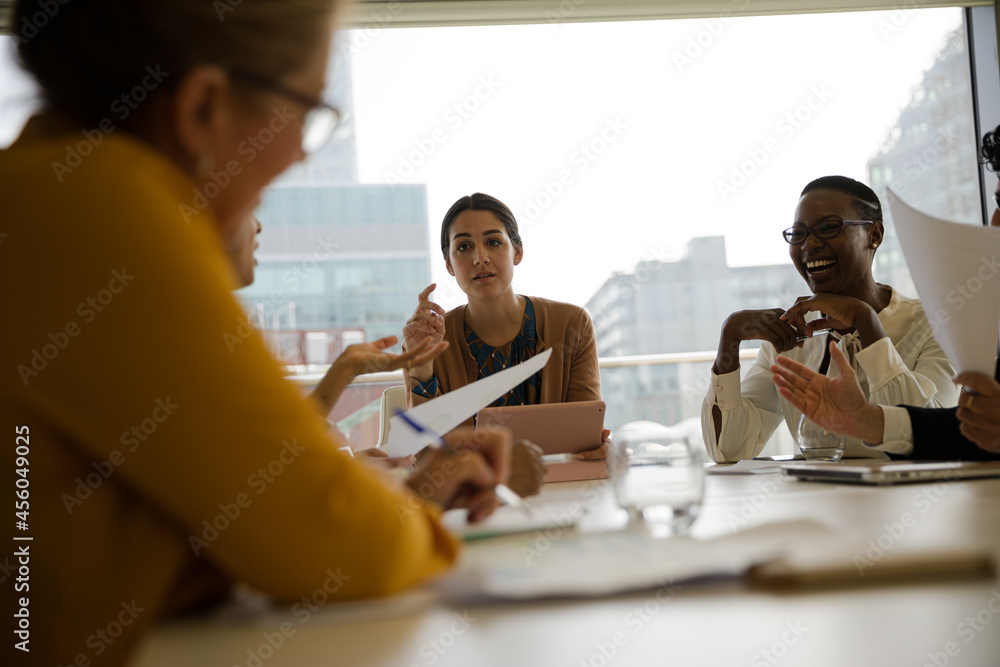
{"left": 229, "top": 68, "right": 341, "bottom": 154}
{"left": 782, "top": 219, "right": 874, "bottom": 245}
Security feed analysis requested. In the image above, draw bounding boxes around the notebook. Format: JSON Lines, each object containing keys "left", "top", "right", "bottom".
{"left": 781, "top": 460, "right": 1000, "bottom": 485}
{"left": 476, "top": 400, "right": 607, "bottom": 482}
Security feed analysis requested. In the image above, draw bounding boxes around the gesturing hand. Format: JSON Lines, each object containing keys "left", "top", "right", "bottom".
{"left": 402, "top": 284, "right": 446, "bottom": 381}
{"left": 771, "top": 340, "right": 884, "bottom": 444}
{"left": 309, "top": 336, "right": 448, "bottom": 417}
{"left": 337, "top": 335, "right": 447, "bottom": 377}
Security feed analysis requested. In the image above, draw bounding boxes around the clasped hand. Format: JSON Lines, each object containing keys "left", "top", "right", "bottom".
{"left": 724, "top": 293, "right": 882, "bottom": 354}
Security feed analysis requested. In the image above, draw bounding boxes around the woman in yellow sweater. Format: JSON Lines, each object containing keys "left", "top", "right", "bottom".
{"left": 0, "top": 2, "right": 510, "bottom": 666}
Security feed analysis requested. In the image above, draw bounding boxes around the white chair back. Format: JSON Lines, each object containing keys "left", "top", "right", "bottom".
{"left": 375, "top": 385, "right": 407, "bottom": 448}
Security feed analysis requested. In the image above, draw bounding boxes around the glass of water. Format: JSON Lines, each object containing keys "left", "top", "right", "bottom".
{"left": 796, "top": 414, "right": 845, "bottom": 462}
{"left": 609, "top": 429, "right": 704, "bottom": 538}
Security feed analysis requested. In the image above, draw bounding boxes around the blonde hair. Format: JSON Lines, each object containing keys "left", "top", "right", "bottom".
{"left": 14, "top": 0, "right": 340, "bottom": 128}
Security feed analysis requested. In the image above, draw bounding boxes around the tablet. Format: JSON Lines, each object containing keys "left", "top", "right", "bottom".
{"left": 476, "top": 401, "right": 607, "bottom": 483}
{"left": 781, "top": 460, "right": 1000, "bottom": 485}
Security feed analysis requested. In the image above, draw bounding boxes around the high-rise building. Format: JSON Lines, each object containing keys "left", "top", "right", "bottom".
{"left": 586, "top": 236, "right": 802, "bottom": 439}
{"left": 233, "top": 34, "right": 432, "bottom": 445}
{"left": 867, "top": 26, "right": 979, "bottom": 297}
{"left": 240, "top": 183, "right": 431, "bottom": 362}
{"left": 235, "top": 34, "right": 432, "bottom": 367}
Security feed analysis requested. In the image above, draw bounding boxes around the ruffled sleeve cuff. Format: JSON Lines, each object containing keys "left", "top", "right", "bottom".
{"left": 854, "top": 337, "right": 906, "bottom": 392}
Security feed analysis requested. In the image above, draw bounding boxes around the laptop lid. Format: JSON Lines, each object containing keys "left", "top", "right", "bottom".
{"left": 476, "top": 401, "right": 607, "bottom": 483}
{"left": 781, "top": 460, "right": 1000, "bottom": 485}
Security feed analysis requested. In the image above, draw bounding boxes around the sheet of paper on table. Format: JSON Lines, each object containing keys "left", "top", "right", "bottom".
{"left": 439, "top": 480, "right": 614, "bottom": 541}
{"left": 382, "top": 348, "right": 553, "bottom": 457}
{"left": 707, "top": 459, "right": 786, "bottom": 474}
{"left": 888, "top": 190, "right": 1000, "bottom": 375}
{"left": 446, "top": 520, "right": 835, "bottom": 599}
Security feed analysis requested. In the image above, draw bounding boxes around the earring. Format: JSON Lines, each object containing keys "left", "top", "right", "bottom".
{"left": 871, "top": 243, "right": 878, "bottom": 249}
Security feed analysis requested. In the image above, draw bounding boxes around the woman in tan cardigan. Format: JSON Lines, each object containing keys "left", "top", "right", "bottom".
{"left": 402, "top": 193, "right": 610, "bottom": 460}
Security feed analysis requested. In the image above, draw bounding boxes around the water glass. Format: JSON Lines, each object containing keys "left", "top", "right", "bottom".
{"left": 796, "top": 414, "right": 845, "bottom": 462}
{"left": 609, "top": 434, "right": 704, "bottom": 537}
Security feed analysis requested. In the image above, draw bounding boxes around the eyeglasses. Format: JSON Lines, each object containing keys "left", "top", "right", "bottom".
{"left": 782, "top": 219, "right": 874, "bottom": 245}
{"left": 229, "top": 68, "right": 341, "bottom": 154}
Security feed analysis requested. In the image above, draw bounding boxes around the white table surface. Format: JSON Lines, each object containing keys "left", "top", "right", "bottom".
{"left": 130, "top": 469, "right": 1000, "bottom": 667}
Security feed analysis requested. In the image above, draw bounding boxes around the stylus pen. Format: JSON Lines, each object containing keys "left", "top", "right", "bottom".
{"left": 393, "top": 409, "right": 531, "bottom": 515}
{"left": 795, "top": 329, "right": 833, "bottom": 343}
{"left": 541, "top": 453, "right": 579, "bottom": 464}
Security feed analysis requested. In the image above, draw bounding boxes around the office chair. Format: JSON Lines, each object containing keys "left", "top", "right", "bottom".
{"left": 375, "top": 385, "right": 406, "bottom": 448}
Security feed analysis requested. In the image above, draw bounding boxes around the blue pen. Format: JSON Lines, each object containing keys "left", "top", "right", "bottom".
{"left": 393, "top": 408, "right": 531, "bottom": 514}
{"left": 394, "top": 408, "right": 450, "bottom": 450}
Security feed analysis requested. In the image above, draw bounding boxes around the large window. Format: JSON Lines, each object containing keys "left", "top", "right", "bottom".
{"left": 335, "top": 7, "right": 984, "bottom": 445}
{"left": 2, "top": 6, "right": 991, "bottom": 447}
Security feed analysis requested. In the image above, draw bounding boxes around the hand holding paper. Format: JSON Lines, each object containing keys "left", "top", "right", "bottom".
{"left": 383, "top": 348, "right": 553, "bottom": 457}
{"left": 888, "top": 190, "right": 1000, "bottom": 375}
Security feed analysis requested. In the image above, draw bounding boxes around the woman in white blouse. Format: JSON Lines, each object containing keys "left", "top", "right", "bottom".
{"left": 701, "top": 175, "right": 958, "bottom": 462}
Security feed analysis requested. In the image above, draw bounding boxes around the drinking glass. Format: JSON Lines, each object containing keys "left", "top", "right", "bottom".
{"left": 796, "top": 414, "right": 845, "bottom": 462}
{"left": 609, "top": 429, "right": 704, "bottom": 537}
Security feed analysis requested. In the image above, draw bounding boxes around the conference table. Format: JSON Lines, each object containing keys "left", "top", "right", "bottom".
{"left": 130, "top": 465, "right": 1000, "bottom": 667}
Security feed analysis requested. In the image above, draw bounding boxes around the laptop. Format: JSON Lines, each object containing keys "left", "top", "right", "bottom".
{"left": 476, "top": 400, "right": 607, "bottom": 482}
{"left": 781, "top": 460, "right": 1000, "bottom": 486}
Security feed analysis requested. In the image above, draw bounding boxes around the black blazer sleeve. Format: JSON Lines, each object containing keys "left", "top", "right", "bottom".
{"left": 899, "top": 360, "right": 1000, "bottom": 461}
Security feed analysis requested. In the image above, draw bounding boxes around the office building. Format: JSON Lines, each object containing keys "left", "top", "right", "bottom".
{"left": 236, "top": 35, "right": 431, "bottom": 360}
{"left": 586, "top": 236, "right": 802, "bottom": 437}
{"left": 233, "top": 35, "right": 432, "bottom": 444}
{"left": 867, "top": 25, "right": 979, "bottom": 297}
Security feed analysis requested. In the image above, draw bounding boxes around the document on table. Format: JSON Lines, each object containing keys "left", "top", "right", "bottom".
{"left": 440, "top": 501, "right": 583, "bottom": 542}
{"left": 382, "top": 348, "right": 553, "bottom": 457}
{"left": 447, "top": 520, "right": 835, "bottom": 599}
{"left": 708, "top": 460, "right": 786, "bottom": 475}
{"left": 888, "top": 190, "right": 1000, "bottom": 375}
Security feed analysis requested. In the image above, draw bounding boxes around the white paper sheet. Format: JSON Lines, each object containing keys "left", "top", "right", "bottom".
{"left": 382, "top": 348, "right": 553, "bottom": 456}
{"left": 451, "top": 519, "right": 834, "bottom": 599}
{"left": 888, "top": 190, "right": 1000, "bottom": 375}
{"left": 707, "top": 459, "right": 786, "bottom": 475}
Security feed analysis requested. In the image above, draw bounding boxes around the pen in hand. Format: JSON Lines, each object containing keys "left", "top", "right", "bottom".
{"left": 795, "top": 329, "right": 834, "bottom": 343}
{"left": 393, "top": 409, "right": 531, "bottom": 515}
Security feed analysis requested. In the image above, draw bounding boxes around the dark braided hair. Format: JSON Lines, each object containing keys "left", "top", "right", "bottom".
{"left": 980, "top": 125, "right": 1000, "bottom": 173}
